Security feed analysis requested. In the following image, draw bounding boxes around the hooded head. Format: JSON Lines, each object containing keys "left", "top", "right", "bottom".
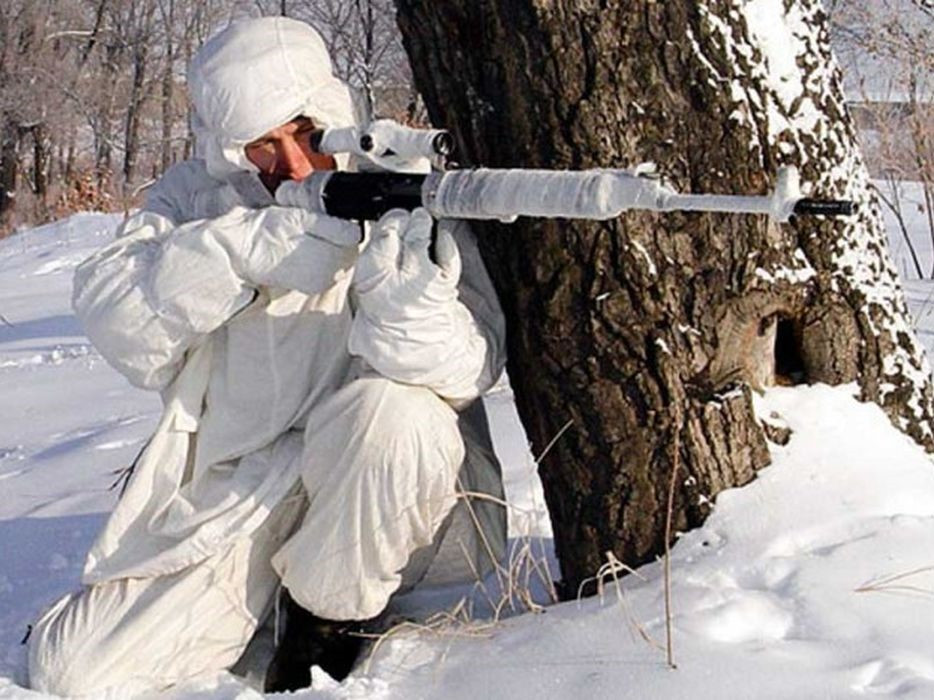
{"left": 188, "top": 17, "right": 357, "bottom": 180}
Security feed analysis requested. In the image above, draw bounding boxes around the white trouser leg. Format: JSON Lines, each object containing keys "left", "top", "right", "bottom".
{"left": 272, "top": 377, "right": 465, "bottom": 621}
{"left": 27, "top": 493, "right": 305, "bottom": 697}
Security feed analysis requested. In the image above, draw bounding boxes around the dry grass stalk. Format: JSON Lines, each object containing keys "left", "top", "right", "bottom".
{"left": 455, "top": 485, "right": 559, "bottom": 618}
{"left": 535, "top": 418, "right": 574, "bottom": 463}
{"left": 361, "top": 599, "right": 497, "bottom": 674}
{"left": 855, "top": 565, "right": 934, "bottom": 598}
{"left": 663, "top": 405, "right": 683, "bottom": 669}
{"left": 576, "top": 550, "right": 662, "bottom": 652}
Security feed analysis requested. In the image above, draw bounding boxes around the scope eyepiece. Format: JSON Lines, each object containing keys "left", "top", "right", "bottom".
{"left": 431, "top": 132, "right": 454, "bottom": 156}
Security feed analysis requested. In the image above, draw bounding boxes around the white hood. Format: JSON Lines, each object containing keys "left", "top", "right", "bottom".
{"left": 188, "top": 17, "right": 357, "bottom": 180}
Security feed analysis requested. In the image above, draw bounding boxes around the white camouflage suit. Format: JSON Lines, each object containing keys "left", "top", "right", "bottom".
{"left": 28, "top": 17, "right": 507, "bottom": 696}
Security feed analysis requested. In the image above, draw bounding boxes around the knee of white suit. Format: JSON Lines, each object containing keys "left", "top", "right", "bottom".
{"left": 300, "top": 376, "right": 465, "bottom": 496}
{"left": 306, "top": 375, "right": 461, "bottom": 446}
{"left": 28, "top": 593, "right": 80, "bottom": 696}
{"left": 275, "top": 377, "right": 467, "bottom": 620}
{"left": 27, "top": 590, "right": 148, "bottom": 698}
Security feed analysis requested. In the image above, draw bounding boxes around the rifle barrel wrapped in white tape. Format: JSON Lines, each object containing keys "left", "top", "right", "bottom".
{"left": 424, "top": 169, "right": 669, "bottom": 221}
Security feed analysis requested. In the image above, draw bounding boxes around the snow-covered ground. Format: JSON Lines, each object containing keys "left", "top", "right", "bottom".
{"left": 2, "top": 194, "right": 934, "bottom": 699}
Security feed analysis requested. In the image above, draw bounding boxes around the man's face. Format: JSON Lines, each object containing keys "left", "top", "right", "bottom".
{"left": 245, "top": 116, "right": 336, "bottom": 194}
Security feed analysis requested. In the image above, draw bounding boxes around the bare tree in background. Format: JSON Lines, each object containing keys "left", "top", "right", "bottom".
{"left": 116, "top": 0, "right": 158, "bottom": 188}
{"left": 831, "top": 0, "right": 933, "bottom": 277}
{"left": 157, "top": 0, "right": 178, "bottom": 173}
{"left": 252, "top": 0, "right": 416, "bottom": 120}
{"left": 0, "top": 2, "right": 75, "bottom": 222}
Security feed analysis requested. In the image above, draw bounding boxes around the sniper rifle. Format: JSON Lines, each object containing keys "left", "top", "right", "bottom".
{"left": 275, "top": 119, "right": 856, "bottom": 224}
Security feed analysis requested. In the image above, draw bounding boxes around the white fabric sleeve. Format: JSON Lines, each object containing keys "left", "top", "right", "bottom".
{"left": 73, "top": 205, "right": 359, "bottom": 391}
{"left": 348, "top": 213, "right": 505, "bottom": 405}
{"left": 449, "top": 219, "right": 507, "bottom": 396}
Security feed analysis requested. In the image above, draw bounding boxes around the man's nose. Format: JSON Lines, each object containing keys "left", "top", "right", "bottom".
{"left": 279, "top": 137, "right": 313, "bottom": 179}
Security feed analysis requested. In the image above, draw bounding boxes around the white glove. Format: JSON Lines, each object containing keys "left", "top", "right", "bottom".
{"left": 352, "top": 207, "right": 460, "bottom": 319}
{"left": 349, "top": 207, "right": 484, "bottom": 392}
{"left": 218, "top": 206, "right": 361, "bottom": 295}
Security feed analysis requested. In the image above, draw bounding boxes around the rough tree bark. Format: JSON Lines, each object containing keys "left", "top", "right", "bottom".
{"left": 394, "top": 0, "right": 934, "bottom": 594}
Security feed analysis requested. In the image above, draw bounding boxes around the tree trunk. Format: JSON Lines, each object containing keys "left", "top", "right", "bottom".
{"left": 182, "top": 14, "right": 197, "bottom": 161}
{"left": 160, "top": 58, "right": 174, "bottom": 172}
{"left": 0, "top": 114, "right": 19, "bottom": 223}
{"left": 156, "top": 0, "right": 178, "bottom": 174}
{"left": 95, "top": 40, "right": 122, "bottom": 187}
{"left": 355, "top": 0, "right": 377, "bottom": 115}
{"left": 31, "top": 122, "right": 48, "bottom": 200}
{"left": 64, "top": 130, "right": 75, "bottom": 185}
{"left": 394, "top": 0, "right": 934, "bottom": 594}
{"left": 123, "top": 0, "right": 154, "bottom": 192}
{"left": 123, "top": 47, "right": 147, "bottom": 187}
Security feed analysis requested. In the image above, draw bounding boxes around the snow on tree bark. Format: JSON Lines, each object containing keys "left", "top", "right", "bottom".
{"left": 394, "top": 0, "right": 934, "bottom": 593}
{"left": 715, "top": 0, "right": 934, "bottom": 449}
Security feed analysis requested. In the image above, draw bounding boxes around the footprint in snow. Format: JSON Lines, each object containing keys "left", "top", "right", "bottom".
{"left": 851, "top": 654, "right": 934, "bottom": 695}
{"left": 679, "top": 590, "right": 794, "bottom": 644}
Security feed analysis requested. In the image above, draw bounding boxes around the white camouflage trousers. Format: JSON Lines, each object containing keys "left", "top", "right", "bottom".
{"left": 28, "top": 377, "right": 465, "bottom": 696}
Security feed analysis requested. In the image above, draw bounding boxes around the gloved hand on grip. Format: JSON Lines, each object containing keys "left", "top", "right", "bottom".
{"left": 349, "top": 207, "right": 480, "bottom": 390}
{"left": 224, "top": 206, "right": 361, "bottom": 295}
{"left": 352, "top": 207, "right": 461, "bottom": 319}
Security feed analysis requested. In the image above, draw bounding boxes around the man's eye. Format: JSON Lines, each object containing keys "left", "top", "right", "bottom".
{"left": 247, "top": 141, "right": 275, "bottom": 155}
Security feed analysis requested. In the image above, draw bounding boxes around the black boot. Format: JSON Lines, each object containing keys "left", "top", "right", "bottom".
{"left": 264, "top": 593, "right": 373, "bottom": 692}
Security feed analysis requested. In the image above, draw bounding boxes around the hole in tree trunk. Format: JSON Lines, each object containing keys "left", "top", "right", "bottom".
{"left": 773, "top": 317, "right": 807, "bottom": 385}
